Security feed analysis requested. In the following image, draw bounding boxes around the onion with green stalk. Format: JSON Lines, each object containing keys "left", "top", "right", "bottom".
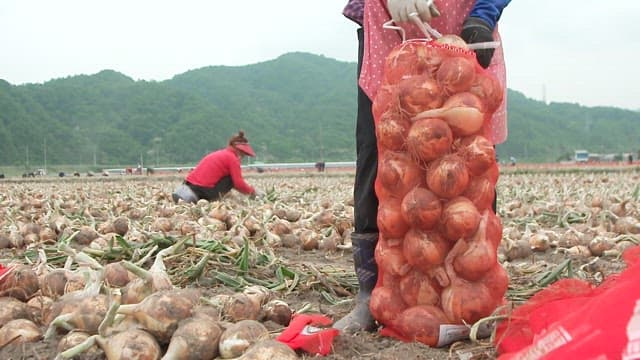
{"left": 57, "top": 331, "right": 103, "bottom": 358}
{"left": 0, "top": 318, "right": 42, "bottom": 348}
{"left": 116, "top": 288, "right": 202, "bottom": 344}
{"left": 161, "top": 314, "right": 223, "bottom": 360}
{"left": 44, "top": 268, "right": 110, "bottom": 340}
{"left": 56, "top": 328, "right": 161, "bottom": 360}
{"left": 120, "top": 237, "right": 189, "bottom": 304}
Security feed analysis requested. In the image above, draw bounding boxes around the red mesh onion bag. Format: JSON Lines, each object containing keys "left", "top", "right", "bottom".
{"left": 370, "top": 38, "right": 507, "bottom": 347}
{"left": 495, "top": 245, "right": 640, "bottom": 359}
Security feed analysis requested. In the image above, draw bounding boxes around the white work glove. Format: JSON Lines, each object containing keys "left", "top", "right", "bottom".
{"left": 387, "top": 0, "right": 440, "bottom": 23}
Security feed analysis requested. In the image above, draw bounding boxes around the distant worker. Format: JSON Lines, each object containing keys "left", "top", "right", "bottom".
{"left": 315, "top": 161, "right": 326, "bottom": 172}
{"left": 172, "top": 130, "right": 265, "bottom": 203}
{"left": 510, "top": 156, "right": 517, "bottom": 166}
{"left": 629, "top": 153, "right": 633, "bottom": 165}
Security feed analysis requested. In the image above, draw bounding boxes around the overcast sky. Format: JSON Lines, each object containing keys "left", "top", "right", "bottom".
{"left": 1, "top": 0, "right": 639, "bottom": 110}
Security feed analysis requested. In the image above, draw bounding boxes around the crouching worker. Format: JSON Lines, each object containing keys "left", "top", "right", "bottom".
{"left": 172, "top": 131, "right": 264, "bottom": 203}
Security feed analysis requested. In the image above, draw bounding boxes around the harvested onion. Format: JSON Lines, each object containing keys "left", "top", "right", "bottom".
{"left": 369, "top": 285, "right": 407, "bottom": 325}
{"left": 400, "top": 187, "right": 442, "bottom": 230}
{"left": 0, "top": 265, "right": 39, "bottom": 301}
{"left": 0, "top": 318, "right": 42, "bottom": 348}
{"left": 462, "top": 175, "right": 496, "bottom": 211}
{"left": 98, "top": 329, "right": 162, "bottom": 360}
{"left": 436, "top": 56, "right": 475, "bottom": 94}
{"left": 395, "top": 305, "right": 449, "bottom": 346}
{"left": 383, "top": 41, "right": 429, "bottom": 85}
{"left": 223, "top": 292, "right": 262, "bottom": 322}
{"left": 372, "top": 84, "right": 400, "bottom": 121}
{"left": 0, "top": 296, "right": 32, "bottom": 328}
{"left": 413, "top": 92, "right": 485, "bottom": 137}
{"left": 403, "top": 229, "right": 449, "bottom": 272}
{"left": 469, "top": 72, "right": 504, "bottom": 114}
{"left": 237, "top": 340, "right": 299, "bottom": 360}
{"left": 452, "top": 211, "right": 497, "bottom": 281}
{"left": 456, "top": 134, "right": 496, "bottom": 176}
{"left": 406, "top": 118, "right": 453, "bottom": 163}
{"left": 398, "top": 75, "right": 443, "bottom": 116}
{"left": 441, "top": 279, "right": 495, "bottom": 325}
{"left": 442, "top": 223, "right": 499, "bottom": 324}
{"left": 378, "top": 198, "right": 410, "bottom": 240}
{"left": 435, "top": 34, "right": 470, "bottom": 49}
{"left": 426, "top": 155, "right": 469, "bottom": 199}
{"left": 219, "top": 320, "right": 269, "bottom": 359}
{"left": 260, "top": 299, "right": 292, "bottom": 326}
{"left": 376, "top": 109, "right": 411, "bottom": 151}
{"left": 45, "top": 291, "right": 108, "bottom": 339}
{"left": 378, "top": 151, "right": 423, "bottom": 198}
{"left": 399, "top": 271, "right": 440, "bottom": 307}
{"left": 57, "top": 331, "right": 102, "bottom": 357}
{"left": 162, "top": 315, "right": 222, "bottom": 360}
{"left": 116, "top": 288, "right": 201, "bottom": 343}
{"left": 441, "top": 197, "right": 481, "bottom": 242}
{"left": 375, "top": 237, "right": 411, "bottom": 277}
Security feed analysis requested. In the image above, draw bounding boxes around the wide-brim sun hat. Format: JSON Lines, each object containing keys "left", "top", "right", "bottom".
{"left": 235, "top": 143, "right": 256, "bottom": 157}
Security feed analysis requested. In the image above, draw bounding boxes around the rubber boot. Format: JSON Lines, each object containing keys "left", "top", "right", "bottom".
{"left": 333, "top": 232, "right": 379, "bottom": 333}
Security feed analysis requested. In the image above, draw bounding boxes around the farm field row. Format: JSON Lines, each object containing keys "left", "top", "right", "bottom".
{"left": 0, "top": 169, "right": 637, "bottom": 359}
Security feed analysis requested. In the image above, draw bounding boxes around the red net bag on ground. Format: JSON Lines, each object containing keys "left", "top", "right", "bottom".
{"left": 495, "top": 245, "right": 640, "bottom": 359}
{"left": 370, "top": 36, "right": 507, "bottom": 347}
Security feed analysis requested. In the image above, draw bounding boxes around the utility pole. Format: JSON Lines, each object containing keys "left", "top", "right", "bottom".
{"left": 43, "top": 138, "right": 47, "bottom": 174}
{"left": 26, "top": 145, "right": 29, "bottom": 168}
{"left": 153, "top": 137, "right": 161, "bottom": 167}
{"left": 319, "top": 124, "right": 325, "bottom": 161}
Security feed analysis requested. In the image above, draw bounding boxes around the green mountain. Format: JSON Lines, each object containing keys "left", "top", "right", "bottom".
{"left": 0, "top": 52, "right": 638, "bottom": 169}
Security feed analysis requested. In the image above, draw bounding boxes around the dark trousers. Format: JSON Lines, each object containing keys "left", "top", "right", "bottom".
{"left": 186, "top": 176, "right": 233, "bottom": 202}
{"left": 354, "top": 28, "right": 379, "bottom": 235}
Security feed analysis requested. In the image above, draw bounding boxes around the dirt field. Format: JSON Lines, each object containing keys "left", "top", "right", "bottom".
{"left": 0, "top": 168, "right": 637, "bottom": 359}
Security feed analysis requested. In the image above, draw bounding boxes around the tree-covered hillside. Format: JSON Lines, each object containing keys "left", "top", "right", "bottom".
{"left": 499, "top": 91, "right": 640, "bottom": 162}
{"left": 0, "top": 52, "right": 638, "bottom": 169}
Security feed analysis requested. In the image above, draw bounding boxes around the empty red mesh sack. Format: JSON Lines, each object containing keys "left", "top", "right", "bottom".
{"left": 495, "top": 245, "right": 640, "bottom": 359}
